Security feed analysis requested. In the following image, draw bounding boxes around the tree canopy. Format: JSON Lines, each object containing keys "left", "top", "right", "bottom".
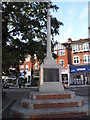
{"left": 2, "top": 1, "right": 63, "bottom": 72}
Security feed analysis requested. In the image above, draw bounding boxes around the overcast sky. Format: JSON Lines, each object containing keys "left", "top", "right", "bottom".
{"left": 51, "top": 0, "right": 89, "bottom": 43}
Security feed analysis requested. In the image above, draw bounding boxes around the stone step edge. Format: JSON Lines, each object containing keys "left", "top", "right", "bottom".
{"left": 29, "top": 111, "right": 87, "bottom": 119}
{"left": 21, "top": 96, "right": 85, "bottom": 109}
{"left": 30, "top": 92, "right": 75, "bottom": 100}
{"left": 10, "top": 100, "right": 88, "bottom": 118}
{"left": 30, "top": 90, "right": 75, "bottom": 95}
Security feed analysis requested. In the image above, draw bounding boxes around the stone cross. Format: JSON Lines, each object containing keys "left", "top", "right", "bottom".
{"left": 47, "top": 4, "right": 52, "bottom": 58}
{"left": 39, "top": 4, "right": 64, "bottom": 92}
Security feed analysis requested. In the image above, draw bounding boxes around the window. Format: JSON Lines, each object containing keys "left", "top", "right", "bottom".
{"left": 88, "top": 55, "right": 90, "bottom": 63}
{"left": 84, "top": 54, "right": 90, "bottom": 63}
{"left": 73, "top": 56, "right": 80, "bottom": 64}
{"left": 75, "top": 45, "right": 79, "bottom": 51}
{"left": 72, "top": 45, "right": 79, "bottom": 52}
{"left": 84, "top": 55, "right": 87, "bottom": 63}
{"left": 25, "top": 55, "right": 30, "bottom": 62}
{"left": 58, "top": 50, "right": 65, "bottom": 56}
{"left": 79, "top": 44, "right": 82, "bottom": 51}
{"left": 34, "top": 54, "right": 37, "bottom": 59}
{"left": 25, "top": 65, "right": 29, "bottom": 71}
{"left": 35, "top": 62, "right": 38, "bottom": 69}
{"left": 82, "top": 43, "right": 89, "bottom": 51}
{"left": 59, "top": 60, "right": 64, "bottom": 67}
{"left": 72, "top": 45, "right": 75, "bottom": 52}
{"left": 20, "top": 65, "right": 24, "bottom": 71}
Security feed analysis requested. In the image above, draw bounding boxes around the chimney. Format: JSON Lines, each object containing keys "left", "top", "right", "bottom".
{"left": 68, "top": 38, "right": 72, "bottom": 43}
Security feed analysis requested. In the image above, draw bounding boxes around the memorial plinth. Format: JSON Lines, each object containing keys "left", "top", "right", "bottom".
{"left": 39, "top": 62, "right": 64, "bottom": 92}
{"left": 39, "top": 5, "right": 64, "bottom": 92}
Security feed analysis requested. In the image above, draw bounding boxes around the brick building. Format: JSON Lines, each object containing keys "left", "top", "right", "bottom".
{"left": 70, "top": 38, "right": 90, "bottom": 85}
{"left": 54, "top": 38, "right": 90, "bottom": 86}
{"left": 19, "top": 54, "right": 40, "bottom": 81}
{"left": 54, "top": 38, "right": 72, "bottom": 85}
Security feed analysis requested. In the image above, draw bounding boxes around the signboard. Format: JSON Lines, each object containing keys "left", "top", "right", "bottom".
{"left": 70, "top": 65, "right": 90, "bottom": 73}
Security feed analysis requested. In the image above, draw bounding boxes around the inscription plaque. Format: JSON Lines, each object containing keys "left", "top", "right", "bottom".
{"left": 44, "top": 68, "right": 59, "bottom": 82}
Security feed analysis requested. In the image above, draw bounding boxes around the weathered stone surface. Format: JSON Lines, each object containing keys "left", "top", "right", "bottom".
{"left": 10, "top": 91, "right": 88, "bottom": 119}
{"left": 39, "top": 4, "right": 64, "bottom": 92}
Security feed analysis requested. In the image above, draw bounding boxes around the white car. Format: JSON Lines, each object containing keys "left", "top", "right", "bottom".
{"left": 2, "top": 75, "right": 17, "bottom": 87}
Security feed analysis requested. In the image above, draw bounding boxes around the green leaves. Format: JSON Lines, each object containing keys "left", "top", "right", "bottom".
{"left": 2, "top": 2, "right": 63, "bottom": 72}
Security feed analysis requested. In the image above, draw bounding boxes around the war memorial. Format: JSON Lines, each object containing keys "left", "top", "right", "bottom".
{"left": 10, "top": 4, "right": 88, "bottom": 119}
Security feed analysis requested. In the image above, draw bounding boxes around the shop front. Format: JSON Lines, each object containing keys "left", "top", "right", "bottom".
{"left": 70, "top": 65, "right": 90, "bottom": 85}
{"left": 61, "top": 67, "right": 70, "bottom": 85}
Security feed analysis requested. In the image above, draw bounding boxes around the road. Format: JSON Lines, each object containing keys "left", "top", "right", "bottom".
{"left": 69, "top": 86, "right": 89, "bottom": 103}
{"left": 2, "top": 87, "right": 39, "bottom": 119}
{"left": 1, "top": 86, "right": 90, "bottom": 119}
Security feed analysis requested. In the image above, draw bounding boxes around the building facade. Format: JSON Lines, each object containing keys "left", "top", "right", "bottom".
{"left": 54, "top": 39, "right": 71, "bottom": 85}
{"left": 70, "top": 38, "right": 90, "bottom": 85}
{"left": 19, "top": 54, "right": 40, "bottom": 81}
{"left": 54, "top": 38, "right": 90, "bottom": 86}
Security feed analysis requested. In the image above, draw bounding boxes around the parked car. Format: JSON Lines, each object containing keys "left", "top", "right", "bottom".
{"left": 2, "top": 75, "right": 17, "bottom": 87}
{"left": 2, "top": 81, "right": 9, "bottom": 88}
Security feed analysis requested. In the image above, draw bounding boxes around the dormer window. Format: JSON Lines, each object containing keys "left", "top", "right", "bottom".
{"left": 74, "top": 45, "right": 79, "bottom": 52}
{"left": 82, "top": 43, "right": 89, "bottom": 51}
{"left": 58, "top": 50, "right": 65, "bottom": 56}
{"left": 72, "top": 45, "right": 79, "bottom": 53}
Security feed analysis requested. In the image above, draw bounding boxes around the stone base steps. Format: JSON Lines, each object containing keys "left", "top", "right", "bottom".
{"left": 10, "top": 90, "right": 88, "bottom": 119}
{"left": 11, "top": 100, "right": 88, "bottom": 119}
{"left": 30, "top": 90, "right": 75, "bottom": 100}
{"left": 21, "top": 96, "right": 85, "bottom": 109}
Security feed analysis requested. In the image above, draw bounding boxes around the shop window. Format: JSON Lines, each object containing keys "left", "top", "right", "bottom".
{"left": 58, "top": 50, "right": 65, "bottom": 56}
{"left": 62, "top": 74, "right": 68, "bottom": 84}
{"left": 71, "top": 74, "right": 84, "bottom": 85}
{"left": 73, "top": 56, "right": 80, "bottom": 64}
{"left": 59, "top": 60, "right": 64, "bottom": 67}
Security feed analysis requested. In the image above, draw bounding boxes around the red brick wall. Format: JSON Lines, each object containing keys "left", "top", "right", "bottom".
{"left": 56, "top": 49, "right": 68, "bottom": 67}
{"left": 71, "top": 51, "right": 90, "bottom": 65}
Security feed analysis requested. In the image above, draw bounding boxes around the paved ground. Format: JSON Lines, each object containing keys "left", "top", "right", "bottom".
{"left": 1, "top": 85, "right": 90, "bottom": 120}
